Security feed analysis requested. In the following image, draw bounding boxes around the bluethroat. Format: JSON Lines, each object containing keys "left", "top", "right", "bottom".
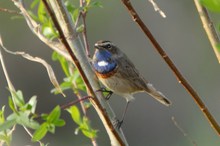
{"left": 92, "top": 40, "right": 171, "bottom": 127}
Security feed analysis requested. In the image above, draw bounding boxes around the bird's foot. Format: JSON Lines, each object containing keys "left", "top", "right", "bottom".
{"left": 96, "top": 87, "right": 113, "bottom": 100}
{"left": 113, "top": 119, "right": 123, "bottom": 129}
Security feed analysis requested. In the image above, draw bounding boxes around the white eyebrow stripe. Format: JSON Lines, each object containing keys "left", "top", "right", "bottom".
{"left": 97, "top": 60, "right": 109, "bottom": 67}
{"left": 100, "top": 42, "right": 112, "bottom": 47}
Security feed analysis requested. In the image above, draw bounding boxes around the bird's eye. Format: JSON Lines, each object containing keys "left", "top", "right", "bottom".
{"left": 105, "top": 44, "right": 111, "bottom": 49}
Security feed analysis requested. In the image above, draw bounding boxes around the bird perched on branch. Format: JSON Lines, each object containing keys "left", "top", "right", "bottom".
{"left": 92, "top": 40, "right": 171, "bottom": 127}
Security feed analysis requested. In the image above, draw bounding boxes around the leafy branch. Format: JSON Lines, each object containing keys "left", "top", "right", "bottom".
{"left": 0, "top": 0, "right": 129, "bottom": 145}
{"left": 41, "top": 0, "right": 127, "bottom": 145}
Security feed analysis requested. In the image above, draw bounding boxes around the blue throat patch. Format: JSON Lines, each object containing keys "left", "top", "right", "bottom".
{"left": 93, "top": 50, "right": 117, "bottom": 74}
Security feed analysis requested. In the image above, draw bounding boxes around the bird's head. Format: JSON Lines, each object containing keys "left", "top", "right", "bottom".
{"left": 92, "top": 40, "right": 119, "bottom": 74}
{"left": 94, "top": 40, "right": 119, "bottom": 54}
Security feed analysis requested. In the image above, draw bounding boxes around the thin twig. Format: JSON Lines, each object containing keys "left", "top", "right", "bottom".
{"left": 121, "top": 0, "right": 220, "bottom": 136}
{"left": 80, "top": 0, "right": 91, "bottom": 57}
{"left": 72, "top": 92, "right": 97, "bottom": 146}
{"left": 76, "top": 0, "right": 90, "bottom": 115}
{"left": 172, "top": 116, "right": 197, "bottom": 146}
{"left": 75, "top": 90, "right": 87, "bottom": 114}
{"left": 0, "top": 36, "right": 17, "bottom": 109}
{"left": 148, "top": 0, "right": 166, "bottom": 18}
{"left": 60, "top": 96, "right": 92, "bottom": 110}
{"left": 0, "top": 7, "right": 20, "bottom": 15}
{"left": 0, "top": 37, "right": 43, "bottom": 146}
{"left": 193, "top": 0, "right": 220, "bottom": 63}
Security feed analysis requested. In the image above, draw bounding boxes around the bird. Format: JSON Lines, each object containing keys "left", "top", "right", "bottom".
{"left": 92, "top": 40, "right": 171, "bottom": 127}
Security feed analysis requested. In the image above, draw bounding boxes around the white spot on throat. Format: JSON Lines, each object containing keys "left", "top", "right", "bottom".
{"left": 97, "top": 60, "right": 109, "bottom": 67}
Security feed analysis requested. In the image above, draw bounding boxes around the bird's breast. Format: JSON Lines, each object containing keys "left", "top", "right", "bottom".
{"left": 93, "top": 60, "right": 118, "bottom": 78}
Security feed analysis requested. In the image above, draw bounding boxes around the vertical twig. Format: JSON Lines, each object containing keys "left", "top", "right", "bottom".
{"left": 172, "top": 117, "right": 197, "bottom": 146}
{"left": 120, "top": 0, "right": 220, "bottom": 136}
{"left": 194, "top": 0, "right": 220, "bottom": 64}
{"left": 79, "top": 0, "right": 90, "bottom": 57}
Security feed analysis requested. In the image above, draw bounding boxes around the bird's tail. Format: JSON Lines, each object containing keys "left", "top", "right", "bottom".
{"left": 145, "top": 83, "right": 171, "bottom": 106}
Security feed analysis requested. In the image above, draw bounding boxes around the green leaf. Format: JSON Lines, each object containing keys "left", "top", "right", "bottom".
{"left": 81, "top": 128, "right": 97, "bottom": 139}
{"left": 27, "top": 96, "right": 37, "bottom": 114}
{"left": 0, "top": 134, "right": 11, "bottom": 146}
{"left": 59, "top": 79, "right": 73, "bottom": 90}
{"left": 38, "top": 1, "right": 48, "bottom": 23}
{"left": 31, "top": 0, "right": 40, "bottom": 9}
{"left": 47, "top": 124, "right": 55, "bottom": 133}
{"left": 73, "top": 70, "right": 86, "bottom": 91}
{"left": 6, "top": 113, "right": 16, "bottom": 121}
{"left": 72, "top": 9, "right": 80, "bottom": 22}
{"left": 16, "top": 112, "right": 39, "bottom": 129}
{"left": 200, "top": 0, "right": 220, "bottom": 12}
{"left": 51, "top": 51, "right": 59, "bottom": 61}
{"left": 52, "top": 51, "right": 70, "bottom": 76}
{"left": 47, "top": 106, "right": 61, "bottom": 123}
{"left": 0, "top": 120, "right": 16, "bottom": 132}
{"left": 86, "top": 0, "right": 91, "bottom": 5}
{"left": 20, "top": 95, "right": 37, "bottom": 114}
{"left": 13, "top": 90, "right": 25, "bottom": 108}
{"left": 28, "top": 10, "right": 40, "bottom": 22}
{"left": 67, "top": 106, "right": 82, "bottom": 125}
{"left": 0, "top": 106, "right": 5, "bottom": 124}
{"left": 53, "top": 119, "right": 65, "bottom": 127}
{"left": 80, "top": 117, "right": 97, "bottom": 138}
{"left": 90, "top": 1, "right": 103, "bottom": 8}
{"left": 41, "top": 113, "right": 48, "bottom": 121}
{"left": 65, "top": 1, "right": 76, "bottom": 12}
{"left": 60, "top": 59, "right": 70, "bottom": 77}
{"left": 8, "top": 97, "right": 16, "bottom": 112}
{"left": 76, "top": 24, "right": 84, "bottom": 33}
{"left": 32, "top": 123, "right": 48, "bottom": 142}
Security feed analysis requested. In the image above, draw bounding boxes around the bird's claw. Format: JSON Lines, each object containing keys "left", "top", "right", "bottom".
{"left": 96, "top": 87, "right": 113, "bottom": 100}
{"left": 113, "top": 119, "right": 123, "bottom": 129}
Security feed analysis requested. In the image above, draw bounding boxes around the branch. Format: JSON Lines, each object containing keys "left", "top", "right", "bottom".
{"left": 11, "top": 0, "right": 71, "bottom": 62}
{"left": 80, "top": 0, "right": 91, "bottom": 57}
{"left": 120, "top": 0, "right": 220, "bottom": 136}
{"left": 193, "top": 0, "right": 220, "bottom": 64}
{"left": 11, "top": 0, "right": 128, "bottom": 145}
{"left": 42, "top": 0, "right": 128, "bottom": 145}
{"left": 60, "top": 96, "right": 92, "bottom": 110}
{"left": 148, "top": 0, "right": 166, "bottom": 18}
{"left": 0, "top": 37, "right": 44, "bottom": 146}
{"left": 0, "top": 7, "right": 20, "bottom": 15}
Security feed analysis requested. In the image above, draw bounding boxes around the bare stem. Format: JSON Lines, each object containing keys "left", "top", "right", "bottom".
{"left": 121, "top": 0, "right": 220, "bottom": 136}
{"left": 60, "top": 96, "right": 92, "bottom": 110}
{"left": 194, "top": 0, "right": 220, "bottom": 63}
{"left": 0, "top": 7, "right": 20, "bottom": 15}
{"left": 80, "top": 0, "right": 91, "bottom": 57}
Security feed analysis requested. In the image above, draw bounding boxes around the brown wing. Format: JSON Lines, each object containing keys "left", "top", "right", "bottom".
{"left": 115, "top": 53, "right": 171, "bottom": 106}
{"left": 115, "top": 53, "right": 148, "bottom": 91}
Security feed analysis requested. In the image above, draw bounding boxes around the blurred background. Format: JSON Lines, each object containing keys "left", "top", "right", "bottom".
{"left": 1, "top": 0, "right": 220, "bottom": 146}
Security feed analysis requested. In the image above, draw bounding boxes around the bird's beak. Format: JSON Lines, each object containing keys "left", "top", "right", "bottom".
{"left": 94, "top": 43, "right": 101, "bottom": 49}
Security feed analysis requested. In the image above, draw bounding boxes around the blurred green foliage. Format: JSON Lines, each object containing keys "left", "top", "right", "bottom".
{"left": 200, "top": 0, "right": 220, "bottom": 12}
{"left": 0, "top": 0, "right": 101, "bottom": 145}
